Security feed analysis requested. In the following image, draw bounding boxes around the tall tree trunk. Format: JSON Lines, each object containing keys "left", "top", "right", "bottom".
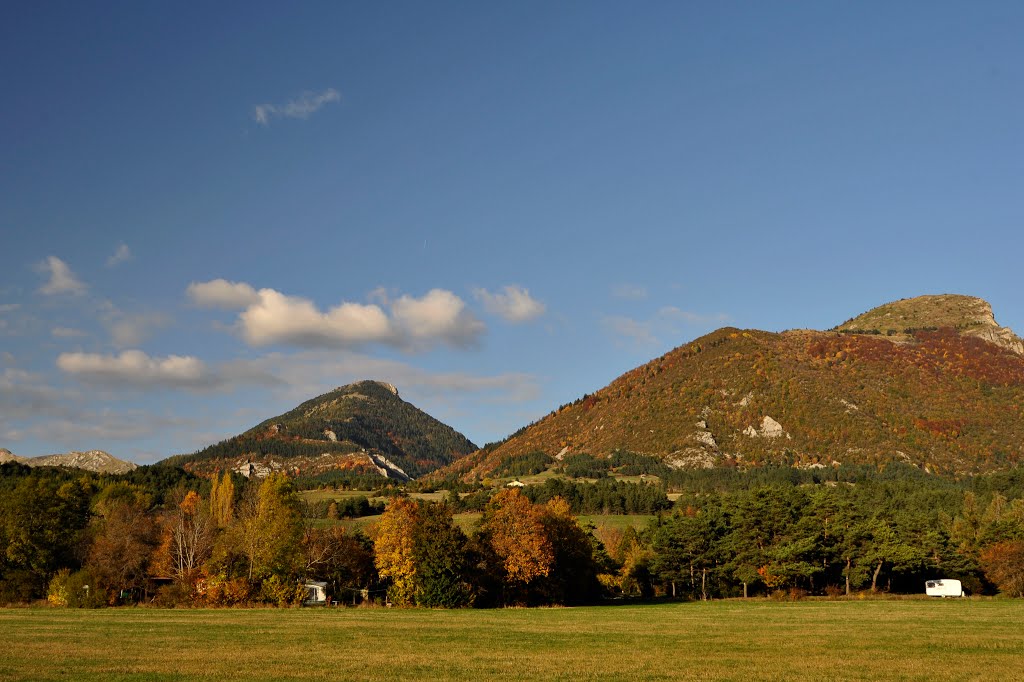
{"left": 671, "top": 581, "right": 676, "bottom": 598}
{"left": 871, "top": 559, "right": 884, "bottom": 592}
{"left": 701, "top": 568, "right": 707, "bottom": 601}
{"left": 743, "top": 582, "right": 748, "bottom": 599}
{"left": 845, "top": 558, "right": 851, "bottom": 596}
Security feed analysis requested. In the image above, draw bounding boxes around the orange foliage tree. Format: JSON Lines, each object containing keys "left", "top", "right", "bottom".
{"left": 979, "top": 541, "right": 1024, "bottom": 597}
{"left": 482, "top": 489, "right": 554, "bottom": 587}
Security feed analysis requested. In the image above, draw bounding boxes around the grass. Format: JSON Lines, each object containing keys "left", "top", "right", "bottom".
{"left": 299, "top": 490, "right": 451, "bottom": 505}
{"left": 1, "top": 600, "right": 1022, "bottom": 681}
{"left": 581, "top": 514, "right": 656, "bottom": 531}
{"left": 309, "top": 513, "right": 656, "bottom": 535}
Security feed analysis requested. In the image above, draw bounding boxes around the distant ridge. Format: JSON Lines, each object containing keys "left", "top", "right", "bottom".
{"left": 0, "top": 448, "right": 137, "bottom": 474}
{"left": 165, "top": 380, "right": 477, "bottom": 480}
{"left": 439, "top": 294, "right": 1024, "bottom": 480}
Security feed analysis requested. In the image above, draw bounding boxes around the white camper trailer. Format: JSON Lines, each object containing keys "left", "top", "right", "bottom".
{"left": 925, "top": 579, "right": 964, "bottom": 597}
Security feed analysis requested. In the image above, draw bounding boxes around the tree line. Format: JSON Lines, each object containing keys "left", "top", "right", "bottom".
{"left": 2, "top": 461, "right": 1023, "bottom": 607}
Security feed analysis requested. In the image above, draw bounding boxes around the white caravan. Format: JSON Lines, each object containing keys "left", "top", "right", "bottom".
{"left": 925, "top": 579, "right": 964, "bottom": 597}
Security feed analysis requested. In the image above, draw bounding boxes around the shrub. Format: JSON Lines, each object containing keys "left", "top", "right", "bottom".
{"left": 261, "top": 575, "right": 306, "bottom": 607}
{"left": 201, "top": 577, "right": 253, "bottom": 606}
{"left": 46, "top": 569, "right": 105, "bottom": 608}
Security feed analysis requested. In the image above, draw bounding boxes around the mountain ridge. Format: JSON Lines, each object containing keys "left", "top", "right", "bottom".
{"left": 165, "top": 379, "right": 477, "bottom": 480}
{"left": 439, "top": 294, "right": 1024, "bottom": 481}
{"left": 0, "top": 448, "right": 137, "bottom": 474}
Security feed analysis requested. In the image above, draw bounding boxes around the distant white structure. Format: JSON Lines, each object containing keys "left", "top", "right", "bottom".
{"left": 506, "top": 480, "right": 525, "bottom": 488}
{"left": 925, "top": 579, "right": 965, "bottom": 597}
{"left": 303, "top": 581, "right": 329, "bottom": 606}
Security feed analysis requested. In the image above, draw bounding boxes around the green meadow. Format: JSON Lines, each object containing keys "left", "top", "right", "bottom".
{"left": 2, "top": 600, "right": 1022, "bottom": 681}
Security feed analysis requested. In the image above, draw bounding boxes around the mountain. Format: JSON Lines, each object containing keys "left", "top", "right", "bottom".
{"left": 835, "top": 294, "right": 1024, "bottom": 355}
{"left": 443, "top": 294, "right": 1024, "bottom": 480}
{"left": 0, "top": 448, "right": 137, "bottom": 474}
{"left": 167, "top": 380, "right": 477, "bottom": 480}
{"left": 0, "top": 448, "right": 26, "bottom": 465}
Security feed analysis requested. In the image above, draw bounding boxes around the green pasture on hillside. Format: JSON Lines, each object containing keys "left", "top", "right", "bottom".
{"left": 1, "top": 600, "right": 1022, "bottom": 681}
{"left": 307, "top": 512, "right": 656, "bottom": 535}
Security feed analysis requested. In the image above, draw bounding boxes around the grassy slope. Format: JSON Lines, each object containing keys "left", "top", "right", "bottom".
{"left": 835, "top": 294, "right": 996, "bottom": 334}
{"left": 2, "top": 601, "right": 1023, "bottom": 681}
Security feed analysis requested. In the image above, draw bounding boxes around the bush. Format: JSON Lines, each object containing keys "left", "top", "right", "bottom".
{"left": 46, "top": 569, "right": 105, "bottom": 608}
{"left": 152, "top": 582, "right": 195, "bottom": 608}
{"left": 201, "top": 577, "right": 253, "bottom": 606}
{"left": 261, "top": 575, "right": 306, "bottom": 607}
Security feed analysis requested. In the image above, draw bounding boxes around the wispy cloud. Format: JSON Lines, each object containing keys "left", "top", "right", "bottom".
{"left": 95, "top": 301, "right": 171, "bottom": 348}
{"left": 57, "top": 350, "right": 279, "bottom": 391}
{"left": 253, "top": 88, "right": 341, "bottom": 126}
{"left": 235, "top": 349, "right": 542, "bottom": 406}
{"left": 51, "top": 326, "right": 87, "bottom": 339}
{"left": 473, "top": 285, "right": 546, "bottom": 323}
{"left": 106, "top": 243, "right": 132, "bottom": 267}
{"left": 603, "top": 306, "right": 730, "bottom": 347}
{"left": 36, "top": 256, "right": 87, "bottom": 296}
{"left": 611, "top": 283, "right": 648, "bottom": 301}
{"left": 187, "top": 279, "right": 261, "bottom": 309}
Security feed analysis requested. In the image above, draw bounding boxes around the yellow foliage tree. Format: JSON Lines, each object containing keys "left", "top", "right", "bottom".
{"left": 210, "top": 472, "right": 234, "bottom": 527}
{"left": 373, "top": 497, "right": 420, "bottom": 606}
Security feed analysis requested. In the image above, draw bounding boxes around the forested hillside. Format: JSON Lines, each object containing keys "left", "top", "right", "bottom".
{"left": 166, "top": 380, "right": 477, "bottom": 481}
{"left": 445, "top": 295, "right": 1024, "bottom": 480}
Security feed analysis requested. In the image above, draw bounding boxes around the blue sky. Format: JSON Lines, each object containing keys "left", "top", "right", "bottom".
{"left": 2, "top": 1, "right": 1022, "bottom": 462}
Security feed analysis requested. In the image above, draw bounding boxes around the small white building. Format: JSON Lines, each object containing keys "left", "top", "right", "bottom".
{"left": 506, "top": 480, "right": 525, "bottom": 488}
{"left": 303, "top": 581, "right": 329, "bottom": 606}
{"left": 925, "top": 579, "right": 964, "bottom": 597}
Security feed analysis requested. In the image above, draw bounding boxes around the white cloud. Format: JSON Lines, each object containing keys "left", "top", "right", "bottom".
{"left": 611, "top": 283, "right": 648, "bottom": 301}
{"left": 0, "top": 303, "right": 20, "bottom": 313}
{"left": 51, "top": 326, "right": 87, "bottom": 339}
{"left": 253, "top": 88, "right": 341, "bottom": 126}
{"left": 202, "top": 281, "right": 486, "bottom": 351}
{"left": 239, "top": 289, "right": 394, "bottom": 347}
{"left": 187, "top": 279, "right": 261, "bottom": 310}
{"left": 106, "top": 243, "right": 132, "bottom": 267}
{"left": 473, "top": 285, "right": 546, "bottom": 323}
{"left": 391, "top": 289, "right": 485, "bottom": 348}
{"left": 36, "top": 256, "right": 87, "bottom": 296}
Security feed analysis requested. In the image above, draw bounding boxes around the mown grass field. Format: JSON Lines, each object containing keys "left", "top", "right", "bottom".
{"left": 2, "top": 599, "right": 1022, "bottom": 681}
